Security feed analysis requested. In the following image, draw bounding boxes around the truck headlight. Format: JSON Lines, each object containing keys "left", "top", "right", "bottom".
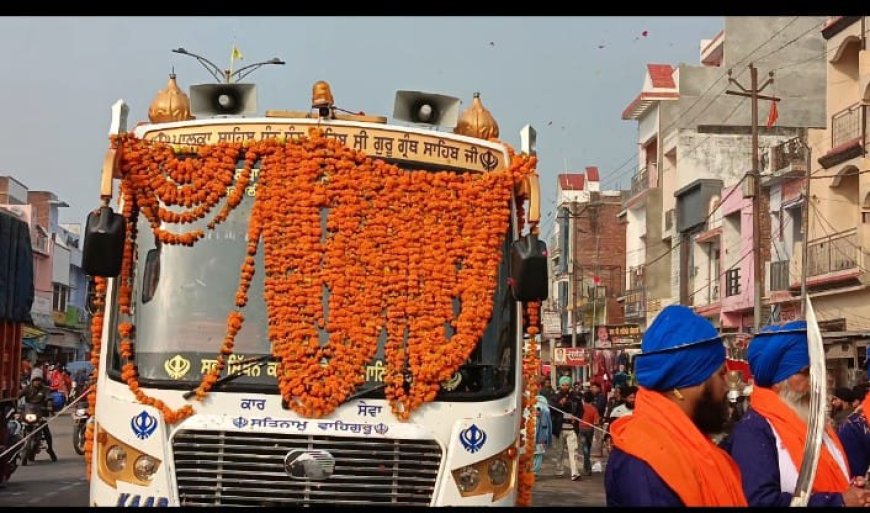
{"left": 487, "top": 458, "right": 509, "bottom": 486}
{"left": 95, "top": 424, "right": 162, "bottom": 488}
{"left": 451, "top": 444, "right": 518, "bottom": 502}
{"left": 133, "top": 454, "right": 160, "bottom": 481}
{"left": 456, "top": 466, "right": 480, "bottom": 493}
{"left": 106, "top": 445, "right": 127, "bottom": 472}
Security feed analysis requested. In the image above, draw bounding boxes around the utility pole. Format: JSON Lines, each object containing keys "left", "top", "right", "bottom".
{"left": 800, "top": 137, "right": 812, "bottom": 317}
{"left": 569, "top": 201, "right": 579, "bottom": 385}
{"left": 726, "top": 63, "right": 780, "bottom": 331}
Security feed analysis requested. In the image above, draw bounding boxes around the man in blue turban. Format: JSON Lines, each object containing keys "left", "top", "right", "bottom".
{"left": 604, "top": 305, "right": 747, "bottom": 506}
{"left": 727, "top": 321, "right": 867, "bottom": 507}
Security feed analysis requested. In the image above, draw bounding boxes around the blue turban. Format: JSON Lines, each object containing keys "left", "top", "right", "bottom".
{"left": 558, "top": 376, "right": 572, "bottom": 387}
{"left": 747, "top": 320, "right": 809, "bottom": 388}
{"left": 635, "top": 305, "right": 725, "bottom": 391}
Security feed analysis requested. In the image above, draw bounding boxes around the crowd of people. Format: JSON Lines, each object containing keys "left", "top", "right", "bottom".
{"left": 534, "top": 370, "right": 638, "bottom": 482}
{"left": 14, "top": 357, "right": 90, "bottom": 463}
{"left": 594, "top": 304, "right": 870, "bottom": 507}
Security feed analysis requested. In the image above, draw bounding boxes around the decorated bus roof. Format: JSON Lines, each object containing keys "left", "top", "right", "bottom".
{"left": 134, "top": 118, "right": 510, "bottom": 174}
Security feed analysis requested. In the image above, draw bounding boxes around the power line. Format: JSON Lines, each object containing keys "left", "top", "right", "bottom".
{"left": 772, "top": 27, "right": 870, "bottom": 72}
{"left": 809, "top": 205, "right": 870, "bottom": 275}
{"left": 601, "top": 17, "right": 804, "bottom": 189}
{"left": 643, "top": 173, "right": 750, "bottom": 271}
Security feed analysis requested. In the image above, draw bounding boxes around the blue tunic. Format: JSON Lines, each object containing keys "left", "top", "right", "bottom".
{"left": 728, "top": 407, "right": 845, "bottom": 507}
{"left": 837, "top": 411, "right": 870, "bottom": 479}
{"left": 604, "top": 447, "right": 683, "bottom": 506}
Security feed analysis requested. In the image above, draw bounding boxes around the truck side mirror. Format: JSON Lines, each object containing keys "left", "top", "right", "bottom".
{"left": 510, "top": 233, "right": 548, "bottom": 302}
{"left": 82, "top": 206, "right": 126, "bottom": 277}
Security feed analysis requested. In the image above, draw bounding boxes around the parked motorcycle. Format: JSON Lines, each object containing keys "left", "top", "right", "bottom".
{"left": 20, "top": 402, "right": 50, "bottom": 465}
{"left": 0, "top": 405, "right": 24, "bottom": 483}
{"left": 72, "top": 400, "right": 89, "bottom": 455}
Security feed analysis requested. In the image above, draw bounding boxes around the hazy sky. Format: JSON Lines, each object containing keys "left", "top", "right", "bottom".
{"left": 0, "top": 16, "right": 723, "bottom": 233}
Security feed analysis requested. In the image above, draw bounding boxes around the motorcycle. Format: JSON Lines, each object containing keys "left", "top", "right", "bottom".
{"left": 20, "top": 402, "right": 50, "bottom": 465}
{"left": 0, "top": 405, "right": 24, "bottom": 483}
{"left": 72, "top": 400, "right": 89, "bottom": 455}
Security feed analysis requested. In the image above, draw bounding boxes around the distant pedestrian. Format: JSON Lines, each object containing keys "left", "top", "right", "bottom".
{"left": 549, "top": 375, "right": 583, "bottom": 481}
{"left": 533, "top": 394, "right": 553, "bottom": 474}
{"left": 579, "top": 391, "right": 600, "bottom": 476}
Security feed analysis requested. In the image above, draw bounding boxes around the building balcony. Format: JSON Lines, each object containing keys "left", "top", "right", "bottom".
{"left": 52, "top": 305, "right": 87, "bottom": 329}
{"left": 832, "top": 103, "right": 864, "bottom": 149}
{"left": 769, "top": 259, "right": 791, "bottom": 292}
{"left": 807, "top": 228, "right": 860, "bottom": 279}
{"left": 820, "top": 104, "right": 867, "bottom": 169}
{"left": 630, "top": 167, "right": 649, "bottom": 197}
{"left": 622, "top": 287, "right": 646, "bottom": 320}
{"left": 761, "top": 136, "right": 808, "bottom": 186}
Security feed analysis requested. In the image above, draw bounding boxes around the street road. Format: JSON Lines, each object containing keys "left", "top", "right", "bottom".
{"left": 0, "top": 412, "right": 89, "bottom": 507}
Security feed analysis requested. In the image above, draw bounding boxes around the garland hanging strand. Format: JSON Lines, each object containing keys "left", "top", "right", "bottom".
{"left": 516, "top": 300, "right": 541, "bottom": 506}
{"left": 84, "top": 277, "right": 107, "bottom": 479}
{"left": 109, "top": 129, "right": 535, "bottom": 423}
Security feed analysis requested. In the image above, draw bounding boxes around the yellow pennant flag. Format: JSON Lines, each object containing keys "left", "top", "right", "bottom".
{"left": 231, "top": 45, "right": 243, "bottom": 61}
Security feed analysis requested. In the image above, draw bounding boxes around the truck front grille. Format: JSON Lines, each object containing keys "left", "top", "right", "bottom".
{"left": 172, "top": 429, "right": 443, "bottom": 506}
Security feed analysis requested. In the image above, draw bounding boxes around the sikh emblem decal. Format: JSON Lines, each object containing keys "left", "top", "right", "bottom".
{"left": 459, "top": 424, "right": 487, "bottom": 454}
{"left": 164, "top": 354, "right": 191, "bottom": 380}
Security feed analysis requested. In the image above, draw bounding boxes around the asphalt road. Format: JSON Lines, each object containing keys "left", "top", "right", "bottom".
{"left": 0, "top": 412, "right": 89, "bottom": 507}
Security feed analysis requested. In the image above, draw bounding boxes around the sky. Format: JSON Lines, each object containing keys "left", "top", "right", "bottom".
{"left": 0, "top": 16, "right": 724, "bottom": 234}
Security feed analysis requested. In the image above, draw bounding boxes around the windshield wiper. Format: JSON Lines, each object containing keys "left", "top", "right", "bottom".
{"left": 182, "top": 355, "right": 272, "bottom": 400}
{"left": 343, "top": 367, "right": 416, "bottom": 403}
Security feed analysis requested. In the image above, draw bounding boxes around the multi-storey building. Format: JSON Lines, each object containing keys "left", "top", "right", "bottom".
{"left": 792, "top": 16, "right": 870, "bottom": 387}
{"left": 619, "top": 16, "right": 827, "bottom": 350}
{"left": 0, "top": 176, "right": 89, "bottom": 364}
{"left": 547, "top": 169, "right": 627, "bottom": 384}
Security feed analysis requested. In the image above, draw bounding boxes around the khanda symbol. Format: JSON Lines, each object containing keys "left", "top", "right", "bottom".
{"left": 164, "top": 354, "right": 191, "bottom": 380}
{"left": 479, "top": 150, "right": 498, "bottom": 171}
{"left": 132, "top": 411, "right": 158, "bottom": 440}
{"left": 459, "top": 424, "right": 487, "bottom": 454}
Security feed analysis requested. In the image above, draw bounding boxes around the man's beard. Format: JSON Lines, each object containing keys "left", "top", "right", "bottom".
{"left": 625, "top": 401, "right": 635, "bottom": 410}
{"left": 692, "top": 384, "right": 730, "bottom": 435}
{"left": 779, "top": 384, "right": 811, "bottom": 423}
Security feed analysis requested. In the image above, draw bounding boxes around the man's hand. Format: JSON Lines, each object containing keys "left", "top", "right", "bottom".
{"left": 841, "top": 485, "right": 870, "bottom": 507}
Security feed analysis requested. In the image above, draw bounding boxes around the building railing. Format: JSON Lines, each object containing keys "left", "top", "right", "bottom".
{"left": 831, "top": 103, "right": 865, "bottom": 149}
{"left": 630, "top": 166, "right": 649, "bottom": 197}
{"left": 725, "top": 268, "right": 741, "bottom": 297}
{"left": 623, "top": 288, "right": 646, "bottom": 319}
{"left": 766, "top": 137, "right": 808, "bottom": 172}
{"left": 628, "top": 265, "right": 644, "bottom": 290}
{"left": 770, "top": 259, "right": 790, "bottom": 291}
{"left": 807, "top": 229, "right": 858, "bottom": 277}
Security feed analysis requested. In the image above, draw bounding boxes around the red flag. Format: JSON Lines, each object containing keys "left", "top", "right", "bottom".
{"left": 592, "top": 275, "right": 601, "bottom": 286}
{"left": 766, "top": 100, "right": 778, "bottom": 128}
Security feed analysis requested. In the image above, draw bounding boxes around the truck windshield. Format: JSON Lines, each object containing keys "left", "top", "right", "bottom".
{"left": 107, "top": 166, "right": 517, "bottom": 402}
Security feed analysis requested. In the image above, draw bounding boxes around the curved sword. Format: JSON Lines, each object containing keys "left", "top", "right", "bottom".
{"left": 790, "top": 296, "right": 826, "bottom": 507}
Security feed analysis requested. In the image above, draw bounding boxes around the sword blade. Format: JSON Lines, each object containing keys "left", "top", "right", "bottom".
{"left": 790, "top": 296, "right": 826, "bottom": 507}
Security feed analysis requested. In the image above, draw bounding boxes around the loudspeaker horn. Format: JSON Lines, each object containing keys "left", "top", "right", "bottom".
{"left": 190, "top": 83, "right": 258, "bottom": 117}
{"left": 393, "top": 90, "right": 461, "bottom": 128}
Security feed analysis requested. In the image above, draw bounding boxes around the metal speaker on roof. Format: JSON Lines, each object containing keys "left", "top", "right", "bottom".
{"left": 190, "top": 83, "right": 257, "bottom": 117}
{"left": 393, "top": 90, "right": 461, "bottom": 128}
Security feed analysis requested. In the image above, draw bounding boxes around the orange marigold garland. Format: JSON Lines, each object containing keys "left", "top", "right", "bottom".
{"left": 84, "top": 276, "right": 107, "bottom": 479}
{"left": 517, "top": 300, "right": 541, "bottom": 506}
{"left": 109, "top": 130, "right": 536, "bottom": 423}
